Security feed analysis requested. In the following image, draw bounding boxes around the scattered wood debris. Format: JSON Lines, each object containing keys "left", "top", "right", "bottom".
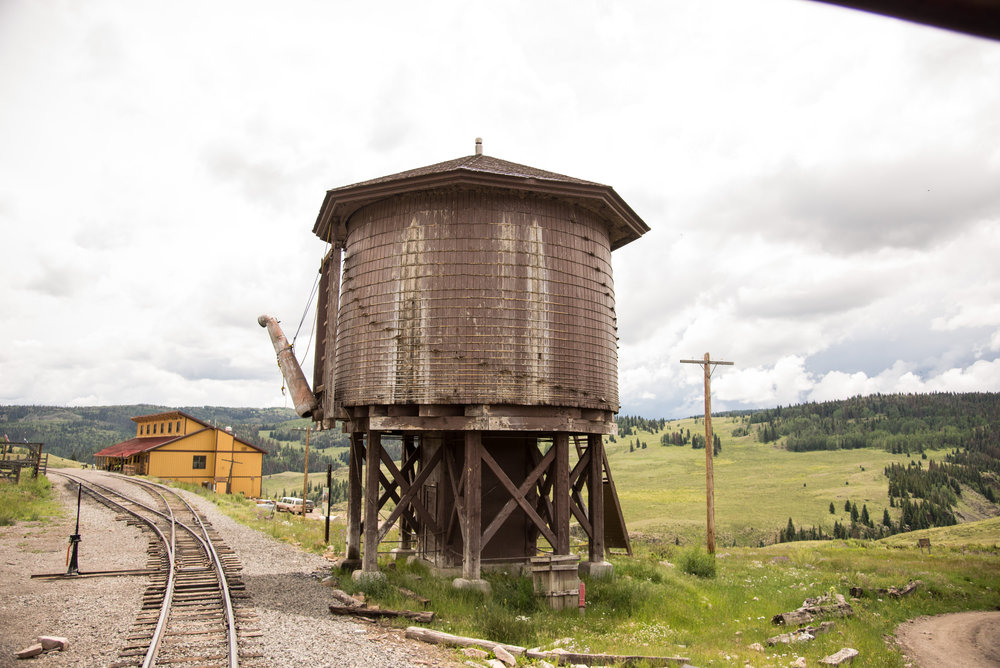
{"left": 849, "top": 580, "right": 923, "bottom": 599}
{"left": 538, "top": 648, "right": 692, "bottom": 666}
{"left": 404, "top": 626, "right": 691, "bottom": 666}
{"left": 404, "top": 627, "right": 526, "bottom": 656}
{"left": 329, "top": 588, "right": 365, "bottom": 608}
{"left": 329, "top": 603, "right": 433, "bottom": 623}
{"left": 395, "top": 585, "right": 431, "bottom": 607}
{"left": 767, "top": 621, "right": 835, "bottom": 645}
{"left": 772, "top": 592, "right": 853, "bottom": 625}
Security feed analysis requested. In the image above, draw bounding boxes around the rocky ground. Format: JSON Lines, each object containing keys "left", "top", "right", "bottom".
{"left": 0, "top": 470, "right": 459, "bottom": 667}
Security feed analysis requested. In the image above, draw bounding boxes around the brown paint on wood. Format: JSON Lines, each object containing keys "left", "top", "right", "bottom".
{"left": 353, "top": 414, "right": 617, "bottom": 434}
{"left": 479, "top": 446, "right": 556, "bottom": 548}
{"left": 463, "top": 432, "right": 482, "bottom": 580}
{"left": 376, "top": 445, "right": 444, "bottom": 543}
{"left": 588, "top": 434, "right": 605, "bottom": 562}
{"left": 554, "top": 434, "right": 570, "bottom": 554}
{"left": 346, "top": 431, "right": 363, "bottom": 560}
{"left": 363, "top": 430, "right": 381, "bottom": 572}
{"left": 400, "top": 435, "right": 417, "bottom": 550}
{"left": 331, "top": 192, "right": 622, "bottom": 413}
{"left": 602, "top": 449, "right": 632, "bottom": 555}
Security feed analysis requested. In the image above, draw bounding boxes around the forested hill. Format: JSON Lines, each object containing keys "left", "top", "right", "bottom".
{"left": 736, "top": 392, "right": 1000, "bottom": 453}
{"left": 717, "top": 392, "right": 1000, "bottom": 537}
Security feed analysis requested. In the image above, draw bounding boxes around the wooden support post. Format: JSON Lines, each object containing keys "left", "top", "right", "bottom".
{"left": 554, "top": 433, "right": 570, "bottom": 555}
{"left": 400, "top": 435, "right": 416, "bottom": 552}
{"left": 363, "top": 430, "right": 382, "bottom": 573}
{"left": 587, "top": 434, "right": 605, "bottom": 563}
{"left": 346, "top": 431, "right": 363, "bottom": 561}
{"left": 462, "top": 431, "right": 482, "bottom": 581}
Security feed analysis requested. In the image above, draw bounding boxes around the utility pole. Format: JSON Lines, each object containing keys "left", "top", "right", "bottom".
{"left": 293, "top": 427, "right": 312, "bottom": 516}
{"left": 325, "top": 463, "right": 332, "bottom": 543}
{"left": 221, "top": 456, "right": 241, "bottom": 495}
{"left": 680, "top": 352, "right": 733, "bottom": 554}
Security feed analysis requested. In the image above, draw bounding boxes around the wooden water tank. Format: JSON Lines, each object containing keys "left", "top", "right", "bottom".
{"left": 312, "top": 151, "right": 648, "bottom": 426}
{"left": 309, "top": 146, "right": 647, "bottom": 579}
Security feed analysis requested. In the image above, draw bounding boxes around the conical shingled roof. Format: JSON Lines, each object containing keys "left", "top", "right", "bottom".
{"left": 341, "top": 153, "right": 603, "bottom": 189}
{"left": 313, "top": 151, "right": 649, "bottom": 251}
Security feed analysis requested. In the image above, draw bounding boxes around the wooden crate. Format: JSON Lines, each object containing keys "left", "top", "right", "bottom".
{"left": 530, "top": 554, "right": 580, "bottom": 610}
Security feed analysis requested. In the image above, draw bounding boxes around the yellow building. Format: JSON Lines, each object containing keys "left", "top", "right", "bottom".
{"left": 94, "top": 411, "right": 265, "bottom": 497}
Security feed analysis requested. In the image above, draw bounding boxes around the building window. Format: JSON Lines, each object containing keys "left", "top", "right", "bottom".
{"left": 193, "top": 455, "right": 207, "bottom": 470}
{"left": 176, "top": 421, "right": 181, "bottom": 433}
{"left": 167, "top": 422, "right": 172, "bottom": 434}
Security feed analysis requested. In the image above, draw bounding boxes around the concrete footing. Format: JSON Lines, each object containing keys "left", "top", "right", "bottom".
{"left": 351, "top": 570, "right": 386, "bottom": 584}
{"left": 579, "top": 560, "right": 614, "bottom": 579}
{"left": 336, "top": 558, "right": 362, "bottom": 572}
{"left": 452, "top": 577, "right": 491, "bottom": 594}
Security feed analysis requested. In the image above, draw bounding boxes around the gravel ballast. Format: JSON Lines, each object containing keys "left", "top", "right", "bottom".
{"left": 1, "top": 470, "right": 459, "bottom": 667}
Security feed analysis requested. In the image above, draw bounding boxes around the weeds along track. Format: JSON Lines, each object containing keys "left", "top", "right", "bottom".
{"left": 52, "top": 471, "right": 264, "bottom": 668}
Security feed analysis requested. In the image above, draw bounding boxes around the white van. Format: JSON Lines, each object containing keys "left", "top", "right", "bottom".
{"left": 276, "top": 496, "right": 314, "bottom": 513}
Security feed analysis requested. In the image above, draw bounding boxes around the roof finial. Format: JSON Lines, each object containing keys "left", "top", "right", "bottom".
{"left": 475, "top": 137, "right": 483, "bottom": 156}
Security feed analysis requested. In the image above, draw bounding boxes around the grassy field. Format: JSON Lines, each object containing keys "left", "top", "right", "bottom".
{"left": 265, "top": 416, "right": 960, "bottom": 545}
{"left": 331, "top": 528, "right": 999, "bottom": 667}
{"left": 46, "top": 453, "right": 85, "bottom": 469}
{"left": 21, "top": 450, "right": 994, "bottom": 666}
{"left": 604, "top": 416, "right": 964, "bottom": 546}
{"left": 261, "top": 471, "right": 313, "bottom": 499}
{"left": 191, "top": 416, "right": 1000, "bottom": 665}
{"left": 880, "top": 515, "right": 1000, "bottom": 548}
{"left": 0, "top": 475, "right": 62, "bottom": 525}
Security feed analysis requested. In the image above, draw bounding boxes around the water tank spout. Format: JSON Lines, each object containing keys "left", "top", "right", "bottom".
{"left": 258, "top": 314, "right": 319, "bottom": 418}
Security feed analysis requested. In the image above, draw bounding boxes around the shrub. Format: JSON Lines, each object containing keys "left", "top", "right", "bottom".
{"left": 678, "top": 547, "right": 716, "bottom": 578}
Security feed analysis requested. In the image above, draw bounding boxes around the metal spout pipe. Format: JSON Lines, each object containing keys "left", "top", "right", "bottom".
{"left": 258, "top": 314, "right": 319, "bottom": 418}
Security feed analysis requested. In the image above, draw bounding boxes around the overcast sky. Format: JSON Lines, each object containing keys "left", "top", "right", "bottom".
{"left": 2, "top": 1, "right": 999, "bottom": 419}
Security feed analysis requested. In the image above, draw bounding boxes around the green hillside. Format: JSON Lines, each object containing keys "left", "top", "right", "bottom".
{"left": 6, "top": 392, "right": 999, "bottom": 545}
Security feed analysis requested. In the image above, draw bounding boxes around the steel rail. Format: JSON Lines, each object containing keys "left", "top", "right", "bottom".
{"left": 49, "top": 472, "right": 179, "bottom": 667}
{"left": 51, "top": 471, "right": 240, "bottom": 668}
{"left": 122, "top": 476, "right": 239, "bottom": 668}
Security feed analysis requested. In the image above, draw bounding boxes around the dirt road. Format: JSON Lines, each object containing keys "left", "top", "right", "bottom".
{"left": 897, "top": 611, "right": 1000, "bottom": 667}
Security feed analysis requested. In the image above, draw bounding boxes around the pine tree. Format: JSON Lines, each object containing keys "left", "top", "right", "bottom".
{"left": 882, "top": 508, "right": 892, "bottom": 527}
{"left": 844, "top": 499, "right": 852, "bottom": 513}
{"left": 829, "top": 501, "right": 836, "bottom": 514}
{"left": 860, "top": 504, "right": 870, "bottom": 526}
{"left": 850, "top": 503, "right": 859, "bottom": 523}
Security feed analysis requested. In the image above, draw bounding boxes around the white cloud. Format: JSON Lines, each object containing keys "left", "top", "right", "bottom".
{"left": 1, "top": 0, "right": 999, "bottom": 419}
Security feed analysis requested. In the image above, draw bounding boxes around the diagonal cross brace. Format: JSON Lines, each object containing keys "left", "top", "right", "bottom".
{"left": 480, "top": 447, "right": 557, "bottom": 548}
{"left": 377, "top": 445, "right": 444, "bottom": 543}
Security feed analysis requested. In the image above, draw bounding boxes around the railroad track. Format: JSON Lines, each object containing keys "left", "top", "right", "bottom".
{"left": 51, "top": 471, "right": 263, "bottom": 668}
